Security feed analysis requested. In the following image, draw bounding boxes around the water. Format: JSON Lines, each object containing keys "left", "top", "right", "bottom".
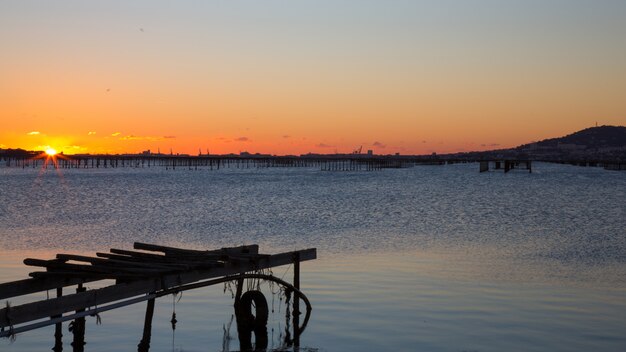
{"left": 1, "top": 163, "right": 625, "bottom": 351}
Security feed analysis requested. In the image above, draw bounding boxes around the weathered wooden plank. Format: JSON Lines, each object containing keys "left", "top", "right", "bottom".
{"left": 0, "top": 277, "right": 100, "bottom": 300}
{"left": 109, "top": 248, "right": 234, "bottom": 261}
{"left": 103, "top": 250, "right": 225, "bottom": 267}
{"left": 133, "top": 242, "right": 259, "bottom": 256}
{"left": 56, "top": 254, "right": 191, "bottom": 271}
{"left": 95, "top": 252, "right": 198, "bottom": 268}
{"left": 24, "top": 258, "right": 169, "bottom": 276}
{"left": 29, "top": 271, "right": 141, "bottom": 281}
{"left": 0, "top": 248, "right": 316, "bottom": 327}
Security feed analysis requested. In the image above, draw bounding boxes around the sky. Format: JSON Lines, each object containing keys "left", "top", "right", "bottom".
{"left": 1, "top": 0, "right": 625, "bottom": 155}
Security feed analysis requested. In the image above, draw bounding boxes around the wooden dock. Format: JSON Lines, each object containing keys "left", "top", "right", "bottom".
{"left": 0, "top": 242, "right": 316, "bottom": 351}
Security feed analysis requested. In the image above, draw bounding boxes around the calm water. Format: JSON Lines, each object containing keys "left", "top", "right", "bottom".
{"left": 1, "top": 163, "right": 625, "bottom": 351}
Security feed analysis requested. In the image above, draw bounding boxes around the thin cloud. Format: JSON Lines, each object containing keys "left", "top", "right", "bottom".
{"left": 282, "top": 135, "right": 291, "bottom": 139}
{"left": 88, "top": 131, "right": 97, "bottom": 135}
{"left": 111, "top": 132, "right": 121, "bottom": 137}
{"left": 316, "top": 143, "right": 334, "bottom": 148}
{"left": 480, "top": 143, "right": 501, "bottom": 147}
{"left": 63, "top": 145, "right": 86, "bottom": 151}
{"left": 372, "top": 141, "right": 386, "bottom": 148}
{"left": 119, "top": 135, "right": 170, "bottom": 141}
{"left": 235, "top": 137, "right": 250, "bottom": 142}
{"left": 27, "top": 131, "right": 40, "bottom": 135}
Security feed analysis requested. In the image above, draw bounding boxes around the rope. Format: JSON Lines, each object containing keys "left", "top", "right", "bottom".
{"left": 170, "top": 292, "right": 180, "bottom": 330}
{"left": 89, "top": 291, "right": 102, "bottom": 325}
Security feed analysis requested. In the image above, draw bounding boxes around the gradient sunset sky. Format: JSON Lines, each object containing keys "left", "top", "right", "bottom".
{"left": 1, "top": 0, "right": 625, "bottom": 155}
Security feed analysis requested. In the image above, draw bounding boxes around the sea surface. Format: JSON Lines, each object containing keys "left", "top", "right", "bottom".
{"left": 0, "top": 162, "right": 625, "bottom": 352}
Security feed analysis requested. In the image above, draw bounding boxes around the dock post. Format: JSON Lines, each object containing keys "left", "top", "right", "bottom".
{"left": 293, "top": 252, "right": 301, "bottom": 349}
{"left": 52, "top": 287, "right": 63, "bottom": 352}
{"left": 70, "top": 284, "right": 86, "bottom": 352}
{"left": 137, "top": 296, "right": 156, "bottom": 352}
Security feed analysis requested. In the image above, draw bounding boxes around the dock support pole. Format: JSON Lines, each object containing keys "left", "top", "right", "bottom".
{"left": 71, "top": 284, "right": 86, "bottom": 352}
{"left": 234, "top": 277, "right": 244, "bottom": 309}
{"left": 137, "top": 296, "right": 156, "bottom": 352}
{"left": 52, "top": 287, "right": 63, "bottom": 352}
{"left": 293, "top": 252, "right": 301, "bottom": 349}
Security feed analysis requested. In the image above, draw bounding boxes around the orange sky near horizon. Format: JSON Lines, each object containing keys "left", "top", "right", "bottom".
{"left": 1, "top": 1, "right": 625, "bottom": 155}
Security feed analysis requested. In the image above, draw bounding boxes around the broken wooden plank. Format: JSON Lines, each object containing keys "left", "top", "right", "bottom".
{"left": 24, "top": 258, "right": 170, "bottom": 276}
{"left": 103, "top": 250, "right": 225, "bottom": 267}
{"left": 133, "top": 242, "right": 259, "bottom": 256}
{"left": 29, "top": 271, "right": 142, "bottom": 281}
{"left": 0, "top": 277, "right": 100, "bottom": 300}
{"left": 94, "top": 252, "right": 197, "bottom": 269}
{"left": 109, "top": 248, "right": 226, "bottom": 261}
{"left": 56, "top": 254, "right": 190, "bottom": 271}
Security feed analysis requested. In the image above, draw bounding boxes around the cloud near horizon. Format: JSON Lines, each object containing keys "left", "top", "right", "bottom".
{"left": 88, "top": 131, "right": 96, "bottom": 135}
{"left": 316, "top": 143, "right": 334, "bottom": 148}
{"left": 235, "top": 137, "right": 250, "bottom": 142}
{"left": 372, "top": 141, "right": 386, "bottom": 148}
{"left": 111, "top": 132, "right": 121, "bottom": 137}
{"left": 119, "top": 134, "right": 176, "bottom": 141}
{"left": 27, "top": 131, "right": 40, "bottom": 135}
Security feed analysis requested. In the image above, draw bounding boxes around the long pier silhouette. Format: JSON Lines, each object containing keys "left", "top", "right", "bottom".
{"left": 1, "top": 153, "right": 624, "bottom": 171}
{"left": 0, "top": 154, "right": 447, "bottom": 171}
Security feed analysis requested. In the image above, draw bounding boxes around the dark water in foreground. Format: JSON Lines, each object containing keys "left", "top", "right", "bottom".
{"left": 1, "top": 163, "right": 625, "bottom": 351}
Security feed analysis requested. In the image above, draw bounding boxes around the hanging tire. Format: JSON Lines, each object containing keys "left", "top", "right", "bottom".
{"left": 237, "top": 290, "right": 269, "bottom": 329}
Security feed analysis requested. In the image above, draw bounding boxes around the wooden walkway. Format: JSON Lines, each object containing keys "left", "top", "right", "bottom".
{"left": 0, "top": 243, "right": 316, "bottom": 351}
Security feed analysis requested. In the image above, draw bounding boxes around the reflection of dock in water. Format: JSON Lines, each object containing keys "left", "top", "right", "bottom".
{"left": 0, "top": 242, "right": 316, "bottom": 351}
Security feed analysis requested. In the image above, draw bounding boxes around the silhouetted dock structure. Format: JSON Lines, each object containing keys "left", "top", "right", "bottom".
{"left": 479, "top": 160, "right": 532, "bottom": 173}
{"left": 2, "top": 152, "right": 623, "bottom": 172}
{"left": 0, "top": 154, "right": 445, "bottom": 171}
{"left": 0, "top": 243, "right": 316, "bottom": 351}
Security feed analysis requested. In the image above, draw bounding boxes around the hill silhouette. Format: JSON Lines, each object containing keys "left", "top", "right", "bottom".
{"left": 520, "top": 125, "right": 626, "bottom": 149}
{"left": 449, "top": 125, "right": 626, "bottom": 162}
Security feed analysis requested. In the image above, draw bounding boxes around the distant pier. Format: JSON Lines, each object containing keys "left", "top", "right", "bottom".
{"left": 1, "top": 152, "right": 623, "bottom": 172}
{"left": 0, "top": 154, "right": 445, "bottom": 171}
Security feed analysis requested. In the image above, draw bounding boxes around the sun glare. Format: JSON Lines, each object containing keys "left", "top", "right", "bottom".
{"left": 45, "top": 147, "right": 58, "bottom": 156}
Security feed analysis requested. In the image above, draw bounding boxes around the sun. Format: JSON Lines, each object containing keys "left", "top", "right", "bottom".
{"left": 45, "top": 147, "right": 58, "bottom": 156}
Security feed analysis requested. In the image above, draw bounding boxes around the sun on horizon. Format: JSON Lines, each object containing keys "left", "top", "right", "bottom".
{"left": 45, "top": 147, "right": 58, "bottom": 156}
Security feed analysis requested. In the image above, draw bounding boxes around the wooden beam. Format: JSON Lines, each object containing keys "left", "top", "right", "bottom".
{"left": 108, "top": 248, "right": 236, "bottom": 263}
{"left": 0, "top": 277, "right": 100, "bottom": 301}
{"left": 0, "top": 248, "right": 316, "bottom": 328}
{"left": 28, "top": 271, "right": 142, "bottom": 281}
{"left": 56, "top": 254, "right": 191, "bottom": 271}
{"left": 133, "top": 242, "right": 259, "bottom": 256}
{"left": 24, "top": 258, "right": 168, "bottom": 276}
{"left": 104, "top": 250, "right": 225, "bottom": 267}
